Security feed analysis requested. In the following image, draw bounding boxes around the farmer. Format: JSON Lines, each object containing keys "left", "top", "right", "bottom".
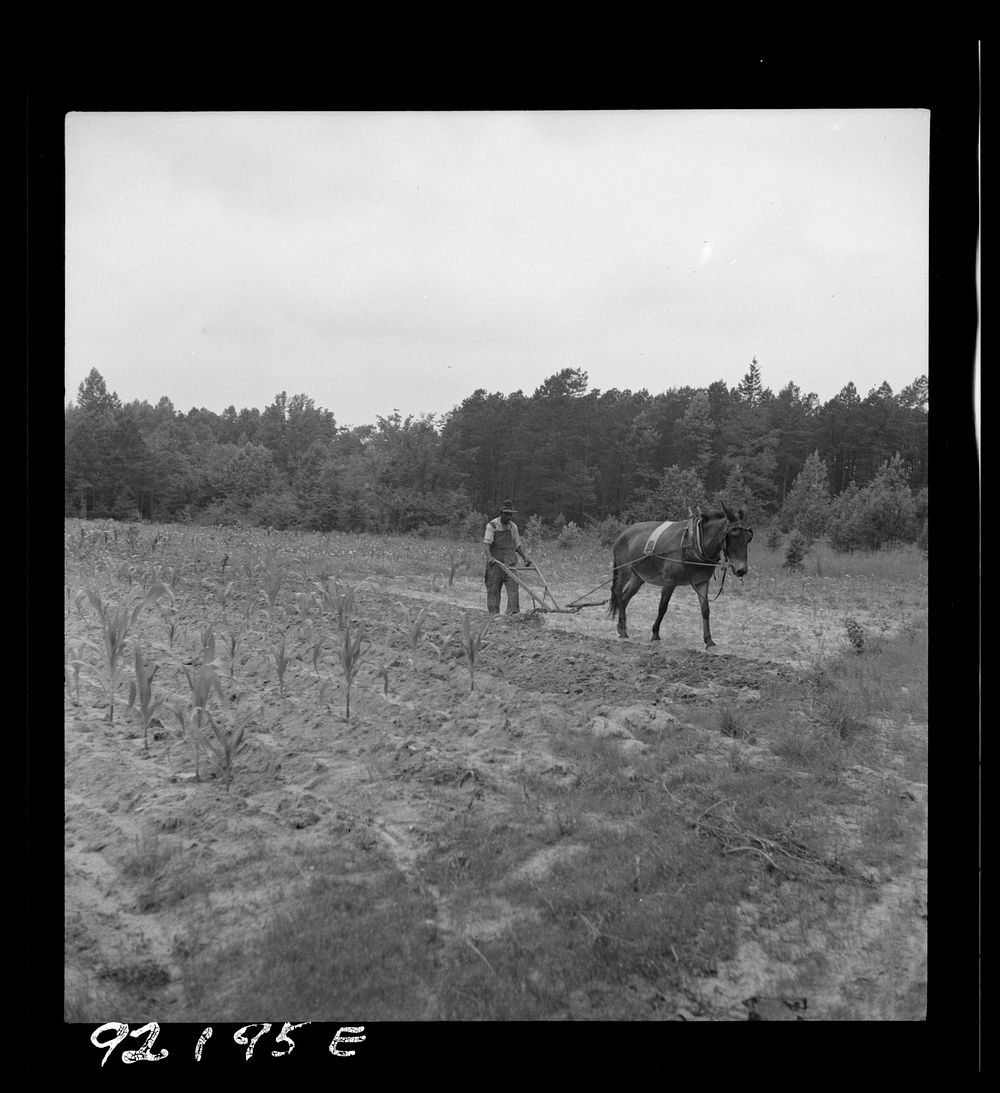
{"left": 483, "top": 500, "right": 532, "bottom": 614}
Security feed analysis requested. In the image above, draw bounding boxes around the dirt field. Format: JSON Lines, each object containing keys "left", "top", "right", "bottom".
{"left": 64, "top": 528, "right": 927, "bottom": 1024}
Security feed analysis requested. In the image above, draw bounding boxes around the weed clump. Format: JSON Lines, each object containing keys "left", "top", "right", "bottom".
{"left": 717, "top": 705, "right": 752, "bottom": 740}
{"left": 844, "top": 617, "right": 866, "bottom": 654}
{"left": 783, "top": 530, "right": 809, "bottom": 570}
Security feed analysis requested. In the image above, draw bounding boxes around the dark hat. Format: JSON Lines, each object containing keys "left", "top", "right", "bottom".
{"left": 499, "top": 500, "right": 517, "bottom": 514}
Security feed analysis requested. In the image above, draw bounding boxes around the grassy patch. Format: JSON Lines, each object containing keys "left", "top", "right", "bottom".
{"left": 765, "top": 617, "right": 927, "bottom": 772}
{"left": 177, "top": 866, "right": 439, "bottom": 1021}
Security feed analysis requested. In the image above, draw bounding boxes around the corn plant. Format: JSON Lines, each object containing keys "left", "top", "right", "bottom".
{"left": 171, "top": 703, "right": 245, "bottom": 790}
{"left": 159, "top": 602, "right": 180, "bottom": 649}
{"left": 309, "top": 630, "right": 326, "bottom": 679}
{"left": 399, "top": 604, "right": 434, "bottom": 668}
{"left": 200, "top": 577, "right": 234, "bottom": 615}
{"left": 293, "top": 591, "right": 313, "bottom": 630}
{"left": 177, "top": 662, "right": 226, "bottom": 781}
{"left": 272, "top": 638, "right": 291, "bottom": 697}
{"left": 195, "top": 709, "right": 247, "bottom": 790}
{"left": 64, "top": 642, "right": 89, "bottom": 705}
{"left": 314, "top": 576, "right": 354, "bottom": 631}
{"left": 221, "top": 628, "right": 239, "bottom": 687}
{"left": 75, "top": 583, "right": 171, "bottom": 723}
{"left": 374, "top": 627, "right": 395, "bottom": 696}
{"left": 460, "top": 611, "right": 491, "bottom": 692}
{"left": 127, "top": 644, "right": 164, "bottom": 752}
{"left": 260, "top": 551, "right": 287, "bottom": 614}
{"left": 197, "top": 623, "right": 219, "bottom": 669}
{"left": 338, "top": 620, "right": 367, "bottom": 719}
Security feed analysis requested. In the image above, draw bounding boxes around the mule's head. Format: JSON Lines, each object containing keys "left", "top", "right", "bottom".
{"left": 721, "top": 502, "right": 753, "bottom": 577}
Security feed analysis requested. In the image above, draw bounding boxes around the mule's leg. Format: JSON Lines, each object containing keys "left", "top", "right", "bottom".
{"left": 693, "top": 581, "right": 715, "bottom": 648}
{"left": 617, "top": 572, "right": 644, "bottom": 639}
{"left": 651, "top": 581, "right": 677, "bottom": 641}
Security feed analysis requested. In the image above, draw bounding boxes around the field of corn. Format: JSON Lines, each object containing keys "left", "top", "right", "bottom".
{"left": 64, "top": 518, "right": 928, "bottom": 1022}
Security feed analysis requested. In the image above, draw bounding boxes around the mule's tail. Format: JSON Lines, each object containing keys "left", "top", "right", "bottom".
{"left": 608, "top": 558, "right": 622, "bottom": 621}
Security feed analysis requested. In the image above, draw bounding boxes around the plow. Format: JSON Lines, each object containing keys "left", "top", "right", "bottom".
{"left": 490, "top": 559, "right": 609, "bottom": 614}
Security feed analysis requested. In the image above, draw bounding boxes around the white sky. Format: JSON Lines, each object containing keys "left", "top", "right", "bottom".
{"left": 65, "top": 110, "right": 929, "bottom": 428}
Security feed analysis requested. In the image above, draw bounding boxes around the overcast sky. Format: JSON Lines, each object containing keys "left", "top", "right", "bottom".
{"left": 65, "top": 109, "right": 929, "bottom": 429}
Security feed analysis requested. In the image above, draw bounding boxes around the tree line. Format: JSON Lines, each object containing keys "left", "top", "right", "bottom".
{"left": 65, "top": 361, "right": 928, "bottom": 550}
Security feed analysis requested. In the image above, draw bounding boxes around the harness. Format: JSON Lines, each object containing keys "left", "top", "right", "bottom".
{"left": 642, "top": 513, "right": 722, "bottom": 565}
{"left": 640, "top": 513, "right": 753, "bottom": 597}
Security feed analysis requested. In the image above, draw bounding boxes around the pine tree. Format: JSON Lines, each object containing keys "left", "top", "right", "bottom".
{"left": 778, "top": 450, "right": 832, "bottom": 543}
{"left": 75, "top": 368, "right": 121, "bottom": 415}
{"left": 735, "top": 357, "right": 764, "bottom": 407}
{"left": 675, "top": 391, "right": 714, "bottom": 479}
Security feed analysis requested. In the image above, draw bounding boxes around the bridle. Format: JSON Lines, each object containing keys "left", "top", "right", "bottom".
{"left": 687, "top": 516, "right": 753, "bottom": 569}
{"left": 691, "top": 518, "right": 753, "bottom": 598}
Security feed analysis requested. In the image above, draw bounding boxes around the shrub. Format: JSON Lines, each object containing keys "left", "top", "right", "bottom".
{"left": 597, "top": 515, "right": 624, "bottom": 547}
{"left": 453, "top": 511, "right": 488, "bottom": 540}
{"left": 248, "top": 490, "right": 303, "bottom": 530}
{"left": 916, "top": 518, "right": 928, "bottom": 559}
{"left": 557, "top": 521, "right": 580, "bottom": 549}
{"left": 764, "top": 523, "right": 784, "bottom": 551}
{"left": 523, "top": 514, "right": 544, "bottom": 543}
{"left": 829, "top": 455, "right": 919, "bottom": 552}
{"left": 193, "top": 500, "right": 244, "bottom": 527}
{"left": 629, "top": 466, "right": 707, "bottom": 523}
{"left": 783, "top": 530, "right": 808, "bottom": 569}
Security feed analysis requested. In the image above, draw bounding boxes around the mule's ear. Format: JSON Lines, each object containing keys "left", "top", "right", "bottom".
{"left": 721, "top": 500, "right": 736, "bottom": 521}
{"left": 738, "top": 504, "right": 748, "bottom": 523}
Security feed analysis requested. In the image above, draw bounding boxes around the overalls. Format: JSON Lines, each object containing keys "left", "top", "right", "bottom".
{"left": 485, "top": 521, "right": 520, "bottom": 614}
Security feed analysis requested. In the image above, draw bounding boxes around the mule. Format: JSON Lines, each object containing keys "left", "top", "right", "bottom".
{"left": 608, "top": 503, "right": 753, "bottom": 648}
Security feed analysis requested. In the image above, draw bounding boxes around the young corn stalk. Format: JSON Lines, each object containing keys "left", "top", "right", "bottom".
{"left": 177, "top": 662, "right": 226, "bottom": 781}
{"left": 127, "top": 644, "right": 164, "bottom": 752}
{"left": 293, "top": 591, "right": 313, "bottom": 634}
{"left": 400, "top": 604, "right": 431, "bottom": 669}
{"left": 314, "top": 576, "right": 354, "bottom": 631}
{"left": 197, "top": 622, "right": 219, "bottom": 669}
{"left": 159, "top": 602, "right": 180, "bottom": 649}
{"left": 64, "top": 642, "right": 89, "bottom": 705}
{"left": 75, "top": 583, "right": 171, "bottom": 724}
{"left": 201, "top": 577, "right": 234, "bottom": 616}
{"left": 338, "top": 619, "right": 367, "bottom": 719}
{"left": 309, "top": 631, "right": 327, "bottom": 680}
{"left": 221, "top": 628, "right": 239, "bottom": 688}
{"left": 260, "top": 551, "right": 287, "bottom": 616}
{"left": 195, "top": 709, "right": 248, "bottom": 790}
{"left": 272, "top": 638, "right": 291, "bottom": 697}
{"left": 374, "top": 627, "right": 395, "bottom": 696}
{"left": 460, "top": 611, "right": 491, "bottom": 693}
